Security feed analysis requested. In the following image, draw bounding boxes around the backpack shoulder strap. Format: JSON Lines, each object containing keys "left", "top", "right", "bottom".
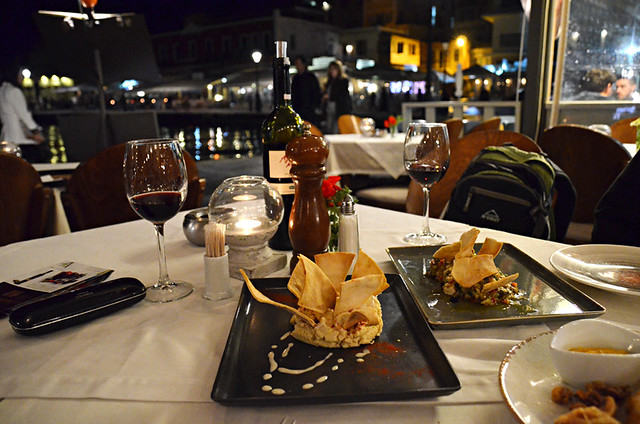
{"left": 545, "top": 156, "right": 577, "bottom": 243}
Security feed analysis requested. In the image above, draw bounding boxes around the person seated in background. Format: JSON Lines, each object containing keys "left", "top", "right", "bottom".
{"left": 572, "top": 69, "right": 616, "bottom": 100}
{"left": 591, "top": 153, "right": 640, "bottom": 247}
{"left": 615, "top": 76, "right": 640, "bottom": 102}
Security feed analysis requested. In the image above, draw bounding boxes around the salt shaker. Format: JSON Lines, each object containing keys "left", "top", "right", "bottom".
{"left": 337, "top": 194, "right": 359, "bottom": 255}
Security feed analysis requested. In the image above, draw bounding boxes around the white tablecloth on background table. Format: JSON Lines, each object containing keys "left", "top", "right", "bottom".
{"left": 325, "top": 134, "right": 406, "bottom": 179}
{"left": 1, "top": 205, "right": 638, "bottom": 423}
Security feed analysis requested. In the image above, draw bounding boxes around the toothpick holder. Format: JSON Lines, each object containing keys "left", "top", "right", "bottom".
{"left": 203, "top": 253, "right": 233, "bottom": 301}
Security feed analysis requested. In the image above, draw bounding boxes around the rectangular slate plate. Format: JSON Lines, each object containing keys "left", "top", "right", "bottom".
{"left": 387, "top": 244, "right": 605, "bottom": 329}
{"left": 212, "top": 274, "right": 460, "bottom": 406}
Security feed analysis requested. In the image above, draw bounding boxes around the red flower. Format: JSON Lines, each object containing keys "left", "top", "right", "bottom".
{"left": 322, "top": 176, "right": 341, "bottom": 199}
{"left": 384, "top": 116, "right": 398, "bottom": 129}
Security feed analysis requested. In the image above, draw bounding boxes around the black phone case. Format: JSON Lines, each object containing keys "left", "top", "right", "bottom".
{"left": 9, "top": 277, "right": 146, "bottom": 335}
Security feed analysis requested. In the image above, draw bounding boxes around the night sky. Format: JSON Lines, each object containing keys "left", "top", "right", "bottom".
{"left": 0, "top": 0, "right": 272, "bottom": 68}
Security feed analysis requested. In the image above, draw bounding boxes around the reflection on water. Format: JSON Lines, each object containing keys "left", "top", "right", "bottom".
{"left": 43, "top": 124, "right": 261, "bottom": 163}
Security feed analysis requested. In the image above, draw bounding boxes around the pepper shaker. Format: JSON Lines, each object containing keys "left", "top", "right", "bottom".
{"left": 338, "top": 194, "right": 359, "bottom": 255}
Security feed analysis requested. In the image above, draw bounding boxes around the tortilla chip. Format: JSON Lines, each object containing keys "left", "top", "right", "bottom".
{"left": 314, "top": 252, "right": 355, "bottom": 294}
{"left": 352, "top": 250, "right": 388, "bottom": 294}
{"left": 287, "top": 258, "right": 306, "bottom": 299}
{"left": 334, "top": 274, "right": 386, "bottom": 316}
{"left": 451, "top": 254, "right": 499, "bottom": 288}
{"left": 433, "top": 241, "right": 461, "bottom": 260}
{"left": 478, "top": 238, "right": 503, "bottom": 258}
{"left": 334, "top": 297, "right": 381, "bottom": 329}
{"left": 455, "top": 228, "right": 481, "bottom": 259}
{"left": 297, "top": 255, "right": 337, "bottom": 313}
{"left": 240, "top": 269, "right": 315, "bottom": 326}
{"left": 482, "top": 273, "right": 519, "bottom": 292}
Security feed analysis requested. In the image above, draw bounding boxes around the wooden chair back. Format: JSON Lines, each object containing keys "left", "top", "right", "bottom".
{"left": 61, "top": 143, "right": 205, "bottom": 232}
{"left": 0, "top": 153, "right": 50, "bottom": 246}
{"left": 337, "top": 114, "right": 362, "bottom": 134}
{"left": 538, "top": 124, "right": 631, "bottom": 224}
{"left": 467, "top": 116, "right": 502, "bottom": 134}
{"left": 406, "top": 130, "right": 541, "bottom": 217}
{"left": 610, "top": 116, "right": 638, "bottom": 144}
{"left": 444, "top": 118, "right": 464, "bottom": 143}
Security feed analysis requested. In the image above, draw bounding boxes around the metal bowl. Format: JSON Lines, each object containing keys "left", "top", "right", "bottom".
{"left": 182, "top": 208, "right": 209, "bottom": 246}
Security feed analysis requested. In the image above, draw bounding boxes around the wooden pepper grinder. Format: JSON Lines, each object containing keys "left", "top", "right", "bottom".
{"left": 286, "top": 124, "right": 330, "bottom": 272}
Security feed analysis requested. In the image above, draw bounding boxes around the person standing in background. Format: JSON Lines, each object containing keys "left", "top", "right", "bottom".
{"left": 291, "top": 56, "right": 321, "bottom": 126}
{"left": 0, "top": 64, "right": 46, "bottom": 162}
{"left": 572, "top": 69, "right": 616, "bottom": 100}
{"left": 322, "top": 60, "right": 352, "bottom": 133}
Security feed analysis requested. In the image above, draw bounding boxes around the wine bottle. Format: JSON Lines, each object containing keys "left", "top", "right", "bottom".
{"left": 262, "top": 41, "right": 304, "bottom": 251}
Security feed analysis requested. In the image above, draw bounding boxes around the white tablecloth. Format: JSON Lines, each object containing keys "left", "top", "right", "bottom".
{"left": 1, "top": 206, "right": 638, "bottom": 423}
{"left": 325, "top": 134, "right": 406, "bottom": 179}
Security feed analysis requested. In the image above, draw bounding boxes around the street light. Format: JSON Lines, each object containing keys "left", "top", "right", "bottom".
{"left": 252, "top": 51, "right": 262, "bottom": 112}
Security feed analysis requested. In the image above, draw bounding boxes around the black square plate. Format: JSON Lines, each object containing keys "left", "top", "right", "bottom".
{"left": 387, "top": 244, "right": 605, "bottom": 329}
{"left": 211, "top": 274, "right": 460, "bottom": 406}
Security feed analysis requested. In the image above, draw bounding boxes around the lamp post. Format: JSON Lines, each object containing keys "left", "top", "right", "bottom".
{"left": 252, "top": 50, "right": 262, "bottom": 112}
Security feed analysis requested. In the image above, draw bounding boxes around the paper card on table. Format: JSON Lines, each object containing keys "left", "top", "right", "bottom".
{"left": 0, "top": 262, "right": 113, "bottom": 315}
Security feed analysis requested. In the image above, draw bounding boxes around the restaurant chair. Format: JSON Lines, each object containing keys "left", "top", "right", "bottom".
{"left": 444, "top": 118, "right": 464, "bottom": 143}
{"left": 56, "top": 112, "right": 106, "bottom": 162}
{"left": 337, "top": 114, "right": 362, "bottom": 134}
{"left": 0, "top": 153, "right": 53, "bottom": 246}
{"left": 466, "top": 117, "right": 502, "bottom": 134}
{"left": 61, "top": 143, "right": 205, "bottom": 232}
{"left": 355, "top": 119, "right": 465, "bottom": 212}
{"left": 407, "top": 130, "right": 542, "bottom": 218}
{"left": 610, "top": 116, "right": 638, "bottom": 144}
{"left": 537, "top": 124, "right": 631, "bottom": 244}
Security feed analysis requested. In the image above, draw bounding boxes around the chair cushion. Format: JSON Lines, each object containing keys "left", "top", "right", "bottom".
{"left": 355, "top": 186, "right": 408, "bottom": 212}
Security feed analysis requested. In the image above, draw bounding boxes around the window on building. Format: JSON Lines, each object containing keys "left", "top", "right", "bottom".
{"left": 356, "top": 40, "right": 367, "bottom": 56}
{"left": 397, "top": 42, "right": 404, "bottom": 54}
{"left": 222, "top": 36, "right": 231, "bottom": 54}
{"left": 158, "top": 45, "right": 168, "bottom": 62}
{"left": 172, "top": 43, "right": 180, "bottom": 61}
{"left": 454, "top": 50, "right": 459, "bottom": 62}
{"left": 240, "top": 35, "right": 248, "bottom": 51}
{"left": 188, "top": 40, "right": 197, "bottom": 59}
{"left": 205, "top": 39, "right": 214, "bottom": 57}
{"left": 410, "top": 44, "right": 416, "bottom": 55}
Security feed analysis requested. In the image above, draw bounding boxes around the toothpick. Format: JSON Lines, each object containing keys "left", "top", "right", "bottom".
{"left": 205, "top": 223, "right": 226, "bottom": 258}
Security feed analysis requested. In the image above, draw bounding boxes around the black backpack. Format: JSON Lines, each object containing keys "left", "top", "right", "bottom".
{"left": 442, "top": 145, "right": 576, "bottom": 241}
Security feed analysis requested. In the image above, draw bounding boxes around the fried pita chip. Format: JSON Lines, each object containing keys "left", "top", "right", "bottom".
{"left": 297, "top": 255, "right": 337, "bottom": 313}
{"left": 478, "top": 238, "right": 503, "bottom": 258}
{"left": 287, "top": 258, "right": 306, "bottom": 299}
{"left": 455, "top": 228, "right": 480, "bottom": 259}
{"left": 451, "top": 254, "right": 499, "bottom": 288}
{"left": 433, "top": 241, "right": 461, "bottom": 260}
{"left": 314, "top": 252, "right": 355, "bottom": 294}
{"left": 334, "top": 274, "right": 386, "bottom": 316}
{"left": 352, "top": 250, "right": 388, "bottom": 294}
{"left": 240, "top": 269, "right": 315, "bottom": 326}
{"left": 482, "top": 273, "right": 519, "bottom": 292}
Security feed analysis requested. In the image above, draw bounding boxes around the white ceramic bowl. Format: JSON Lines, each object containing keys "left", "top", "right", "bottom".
{"left": 550, "top": 319, "right": 640, "bottom": 387}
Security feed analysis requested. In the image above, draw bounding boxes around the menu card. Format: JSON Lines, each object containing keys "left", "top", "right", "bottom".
{"left": 0, "top": 262, "right": 113, "bottom": 315}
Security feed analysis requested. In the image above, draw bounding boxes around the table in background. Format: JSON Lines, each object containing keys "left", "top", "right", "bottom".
{"left": 324, "top": 133, "right": 405, "bottom": 179}
{"left": 34, "top": 162, "right": 80, "bottom": 236}
{"left": 1, "top": 205, "right": 638, "bottom": 424}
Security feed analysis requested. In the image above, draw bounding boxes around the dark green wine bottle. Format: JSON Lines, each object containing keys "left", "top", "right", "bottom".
{"left": 262, "top": 41, "right": 304, "bottom": 251}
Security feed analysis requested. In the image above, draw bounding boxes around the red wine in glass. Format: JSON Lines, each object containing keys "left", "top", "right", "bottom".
{"left": 406, "top": 162, "right": 449, "bottom": 187}
{"left": 124, "top": 138, "right": 192, "bottom": 303}
{"left": 130, "top": 191, "right": 183, "bottom": 224}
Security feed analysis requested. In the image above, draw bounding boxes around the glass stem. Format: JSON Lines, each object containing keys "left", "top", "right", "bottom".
{"left": 422, "top": 186, "right": 431, "bottom": 236}
{"left": 154, "top": 223, "right": 171, "bottom": 287}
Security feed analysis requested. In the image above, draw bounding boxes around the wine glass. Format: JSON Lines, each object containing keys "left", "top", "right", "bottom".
{"left": 403, "top": 122, "right": 450, "bottom": 245}
{"left": 124, "top": 138, "right": 193, "bottom": 302}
